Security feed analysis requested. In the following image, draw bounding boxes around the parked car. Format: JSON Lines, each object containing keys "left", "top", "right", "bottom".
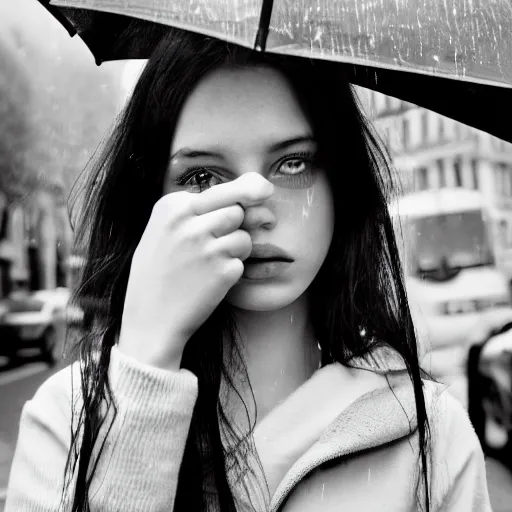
{"left": 0, "top": 287, "right": 70, "bottom": 366}
{"left": 467, "top": 322, "right": 512, "bottom": 471}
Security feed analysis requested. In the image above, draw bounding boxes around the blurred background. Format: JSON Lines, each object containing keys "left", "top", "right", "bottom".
{"left": 1, "top": 1, "right": 512, "bottom": 510}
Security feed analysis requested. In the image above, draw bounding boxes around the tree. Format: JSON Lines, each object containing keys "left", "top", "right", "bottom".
{"left": 15, "top": 31, "right": 122, "bottom": 202}
{"left": 0, "top": 38, "right": 35, "bottom": 202}
{"left": 0, "top": 16, "right": 123, "bottom": 289}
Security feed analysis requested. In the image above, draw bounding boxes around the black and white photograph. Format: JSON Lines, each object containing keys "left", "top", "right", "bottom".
{"left": 1, "top": 1, "right": 512, "bottom": 511}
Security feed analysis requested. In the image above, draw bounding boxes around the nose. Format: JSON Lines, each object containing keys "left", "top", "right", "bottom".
{"left": 240, "top": 204, "right": 276, "bottom": 232}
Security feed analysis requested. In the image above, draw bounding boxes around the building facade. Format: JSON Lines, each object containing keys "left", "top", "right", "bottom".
{"left": 0, "top": 188, "right": 74, "bottom": 296}
{"left": 356, "top": 86, "right": 512, "bottom": 274}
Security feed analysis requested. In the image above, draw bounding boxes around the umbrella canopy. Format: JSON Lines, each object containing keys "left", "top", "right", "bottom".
{"left": 39, "top": 0, "right": 512, "bottom": 142}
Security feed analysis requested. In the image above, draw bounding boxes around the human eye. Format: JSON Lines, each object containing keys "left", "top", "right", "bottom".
{"left": 174, "top": 167, "right": 223, "bottom": 193}
{"left": 271, "top": 151, "right": 318, "bottom": 189}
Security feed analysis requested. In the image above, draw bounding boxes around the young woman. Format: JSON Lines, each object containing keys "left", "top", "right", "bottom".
{"left": 5, "top": 29, "right": 491, "bottom": 512}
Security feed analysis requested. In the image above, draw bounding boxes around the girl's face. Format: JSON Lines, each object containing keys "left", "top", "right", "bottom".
{"left": 165, "top": 65, "right": 335, "bottom": 311}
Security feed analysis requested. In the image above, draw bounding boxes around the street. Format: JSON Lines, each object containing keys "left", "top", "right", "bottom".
{"left": 424, "top": 346, "right": 512, "bottom": 512}
{"left": 0, "top": 344, "right": 511, "bottom": 511}
{"left": 0, "top": 352, "right": 67, "bottom": 511}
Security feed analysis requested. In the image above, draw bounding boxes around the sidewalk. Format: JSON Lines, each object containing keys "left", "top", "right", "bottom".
{"left": 0, "top": 437, "right": 13, "bottom": 511}
{"left": 0, "top": 437, "right": 13, "bottom": 488}
{"left": 486, "top": 457, "right": 512, "bottom": 512}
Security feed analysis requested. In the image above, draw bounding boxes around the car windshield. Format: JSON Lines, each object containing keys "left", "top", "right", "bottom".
{"left": 401, "top": 209, "right": 494, "bottom": 276}
{"left": 3, "top": 297, "right": 45, "bottom": 313}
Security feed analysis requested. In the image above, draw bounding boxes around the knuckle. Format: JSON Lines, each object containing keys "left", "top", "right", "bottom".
{"left": 151, "top": 197, "right": 165, "bottom": 217}
{"left": 203, "top": 241, "right": 219, "bottom": 262}
{"left": 183, "top": 221, "right": 203, "bottom": 244}
{"left": 153, "top": 194, "right": 195, "bottom": 234}
{"left": 153, "top": 192, "right": 173, "bottom": 210}
{"left": 239, "top": 231, "right": 252, "bottom": 252}
{"left": 155, "top": 191, "right": 191, "bottom": 218}
{"left": 228, "top": 204, "right": 244, "bottom": 225}
{"left": 219, "top": 259, "right": 238, "bottom": 281}
{"left": 175, "top": 192, "right": 194, "bottom": 216}
{"left": 241, "top": 229, "right": 252, "bottom": 245}
{"left": 224, "top": 258, "right": 244, "bottom": 280}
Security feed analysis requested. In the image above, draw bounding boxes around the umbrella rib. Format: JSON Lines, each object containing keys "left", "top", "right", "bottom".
{"left": 254, "top": 0, "right": 274, "bottom": 52}
{"left": 38, "top": 0, "right": 78, "bottom": 37}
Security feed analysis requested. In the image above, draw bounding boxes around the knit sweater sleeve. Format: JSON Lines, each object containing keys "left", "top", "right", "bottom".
{"left": 4, "top": 344, "right": 199, "bottom": 512}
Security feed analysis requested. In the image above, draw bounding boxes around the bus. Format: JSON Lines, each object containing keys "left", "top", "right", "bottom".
{"left": 390, "top": 188, "right": 512, "bottom": 355}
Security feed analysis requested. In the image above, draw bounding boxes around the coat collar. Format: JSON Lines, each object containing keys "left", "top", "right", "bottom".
{"left": 269, "top": 370, "right": 420, "bottom": 511}
{"left": 220, "top": 345, "right": 434, "bottom": 512}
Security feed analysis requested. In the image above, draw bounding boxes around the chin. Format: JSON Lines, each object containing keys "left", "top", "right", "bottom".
{"left": 225, "top": 280, "right": 308, "bottom": 312}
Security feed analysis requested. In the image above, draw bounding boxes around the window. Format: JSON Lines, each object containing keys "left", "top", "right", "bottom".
{"left": 402, "top": 117, "right": 410, "bottom": 149}
{"left": 499, "top": 220, "right": 509, "bottom": 247}
{"left": 417, "top": 167, "right": 429, "bottom": 190}
{"left": 384, "top": 126, "right": 391, "bottom": 147}
{"left": 437, "top": 159, "right": 446, "bottom": 188}
{"left": 471, "top": 159, "right": 479, "bottom": 190}
{"left": 0, "top": 208, "right": 8, "bottom": 241}
{"left": 500, "top": 164, "right": 508, "bottom": 196}
{"left": 504, "top": 170, "right": 509, "bottom": 197}
{"left": 401, "top": 172, "right": 415, "bottom": 195}
{"left": 507, "top": 168, "right": 512, "bottom": 198}
{"left": 453, "top": 123, "right": 460, "bottom": 140}
{"left": 438, "top": 118, "right": 445, "bottom": 141}
{"left": 421, "top": 111, "right": 428, "bottom": 143}
{"left": 495, "top": 163, "right": 507, "bottom": 196}
{"left": 496, "top": 166, "right": 503, "bottom": 196}
{"left": 454, "top": 157, "right": 462, "bottom": 187}
{"left": 379, "top": 125, "right": 390, "bottom": 148}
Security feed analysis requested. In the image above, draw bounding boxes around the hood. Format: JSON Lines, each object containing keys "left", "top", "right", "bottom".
{"left": 268, "top": 347, "right": 428, "bottom": 512}
{"left": 219, "top": 345, "right": 440, "bottom": 512}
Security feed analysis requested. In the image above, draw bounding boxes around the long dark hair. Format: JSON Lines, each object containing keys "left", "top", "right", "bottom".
{"left": 61, "top": 29, "right": 433, "bottom": 512}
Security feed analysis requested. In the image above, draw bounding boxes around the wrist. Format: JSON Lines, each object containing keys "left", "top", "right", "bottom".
{"left": 117, "top": 327, "right": 185, "bottom": 372}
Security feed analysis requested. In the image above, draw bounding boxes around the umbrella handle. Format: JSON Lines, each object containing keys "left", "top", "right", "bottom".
{"left": 254, "top": 0, "right": 274, "bottom": 52}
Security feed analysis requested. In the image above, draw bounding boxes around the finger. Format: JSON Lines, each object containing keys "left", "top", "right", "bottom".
{"left": 192, "top": 172, "right": 274, "bottom": 216}
{"left": 211, "top": 229, "right": 252, "bottom": 261}
{"left": 195, "top": 204, "right": 245, "bottom": 238}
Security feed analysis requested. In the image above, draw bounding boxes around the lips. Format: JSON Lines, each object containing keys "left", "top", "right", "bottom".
{"left": 246, "top": 257, "right": 291, "bottom": 264}
{"left": 248, "top": 243, "right": 293, "bottom": 262}
{"left": 242, "top": 258, "right": 292, "bottom": 280}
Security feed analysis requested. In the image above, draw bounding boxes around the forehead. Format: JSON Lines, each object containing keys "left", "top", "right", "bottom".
{"left": 170, "top": 65, "right": 311, "bottom": 154}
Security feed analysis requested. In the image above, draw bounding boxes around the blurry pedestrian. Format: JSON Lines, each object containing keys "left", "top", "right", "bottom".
{"left": 5, "top": 30, "right": 491, "bottom": 512}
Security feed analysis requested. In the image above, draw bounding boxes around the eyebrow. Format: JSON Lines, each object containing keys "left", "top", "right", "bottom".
{"left": 169, "top": 136, "right": 316, "bottom": 162}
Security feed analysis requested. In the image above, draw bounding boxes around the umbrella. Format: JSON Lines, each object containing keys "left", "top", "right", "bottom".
{"left": 38, "top": 0, "right": 512, "bottom": 143}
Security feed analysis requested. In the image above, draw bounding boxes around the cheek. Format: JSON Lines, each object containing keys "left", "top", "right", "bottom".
{"left": 274, "top": 176, "right": 335, "bottom": 257}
